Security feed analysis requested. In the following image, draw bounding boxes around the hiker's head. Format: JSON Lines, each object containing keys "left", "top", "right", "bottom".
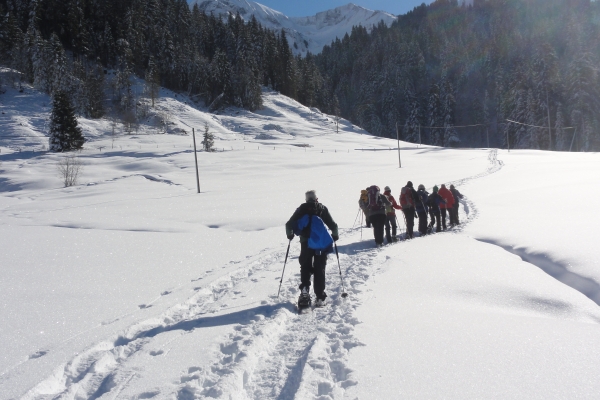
{"left": 418, "top": 184, "right": 425, "bottom": 191}
{"left": 441, "top": 184, "right": 446, "bottom": 189}
{"left": 433, "top": 185, "right": 439, "bottom": 193}
{"left": 406, "top": 181, "right": 413, "bottom": 188}
{"left": 384, "top": 186, "right": 391, "bottom": 193}
{"left": 305, "top": 190, "right": 317, "bottom": 202}
{"left": 450, "top": 184, "right": 455, "bottom": 189}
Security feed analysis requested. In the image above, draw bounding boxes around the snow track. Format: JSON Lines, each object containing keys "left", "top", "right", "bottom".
{"left": 21, "top": 149, "right": 504, "bottom": 399}
{"left": 180, "top": 236, "right": 378, "bottom": 399}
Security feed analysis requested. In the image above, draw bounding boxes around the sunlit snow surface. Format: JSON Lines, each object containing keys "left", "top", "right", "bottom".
{"left": 1, "top": 74, "right": 600, "bottom": 399}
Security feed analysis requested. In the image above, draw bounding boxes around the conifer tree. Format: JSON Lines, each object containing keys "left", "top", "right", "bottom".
{"left": 49, "top": 90, "right": 85, "bottom": 152}
{"left": 145, "top": 56, "right": 160, "bottom": 107}
{"left": 202, "top": 122, "right": 214, "bottom": 152}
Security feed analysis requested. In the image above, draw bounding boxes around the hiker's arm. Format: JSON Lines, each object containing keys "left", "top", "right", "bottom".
{"left": 321, "top": 207, "right": 339, "bottom": 238}
{"left": 285, "top": 208, "right": 302, "bottom": 236}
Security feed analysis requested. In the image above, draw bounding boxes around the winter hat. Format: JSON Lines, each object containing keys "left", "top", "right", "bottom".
{"left": 450, "top": 184, "right": 455, "bottom": 189}
{"left": 441, "top": 184, "right": 446, "bottom": 189}
{"left": 406, "top": 181, "right": 413, "bottom": 188}
{"left": 384, "top": 186, "right": 391, "bottom": 192}
{"left": 433, "top": 185, "right": 439, "bottom": 193}
{"left": 418, "top": 184, "right": 425, "bottom": 190}
{"left": 305, "top": 190, "right": 317, "bottom": 202}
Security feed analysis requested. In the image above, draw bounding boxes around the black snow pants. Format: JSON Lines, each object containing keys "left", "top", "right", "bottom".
{"left": 370, "top": 213, "right": 387, "bottom": 245}
{"left": 441, "top": 208, "right": 448, "bottom": 230}
{"left": 385, "top": 215, "right": 397, "bottom": 242}
{"left": 429, "top": 209, "right": 441, "bottom": 232}
{"left": 417, "top": 211, "right": 428, "bottom": 235}
{"left": 403, "top": 208, "right": 415, "bottom": 239}
{"left": 299, "top": 241, "right": 327, "bottom": 300}
{"left": 451, "top": 204, "right": 460, "bottom": 225}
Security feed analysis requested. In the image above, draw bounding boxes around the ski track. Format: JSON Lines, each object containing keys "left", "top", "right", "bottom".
{"left": 21, "top": 150, "right": 503, "bottom": 400}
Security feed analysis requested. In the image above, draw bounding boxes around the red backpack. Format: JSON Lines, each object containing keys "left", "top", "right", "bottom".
{"left": 367, "top": 185, "right": 383, "bottom": 211}
{"left": 399, "top": 186, "right": 414, "bottom": 208}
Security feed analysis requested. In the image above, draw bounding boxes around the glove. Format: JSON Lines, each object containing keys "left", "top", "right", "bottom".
{"left": 287, "top": 233, "right": 294, "bottom": 240}
{"left": 332, "top": 234, "right": 339, "bottom": 242}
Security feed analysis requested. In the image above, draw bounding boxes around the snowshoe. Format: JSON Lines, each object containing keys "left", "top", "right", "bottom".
{"left": 314, "top": 298, "right": 326, "bottom": 308}
{"left": 298, "top": 287, "right": 311, "bottom": 310}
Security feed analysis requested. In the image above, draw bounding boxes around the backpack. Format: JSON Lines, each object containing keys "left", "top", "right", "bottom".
{"left": 360, "top": 190, "right": 368, "bottom": 203}
{"left": 400, "top": 186, "right": 414, "bottom": 208}
{"left": 367, "top": 185, "right": 383, "bottom": 211}
{"left": 295, "top": 214, "right": 333, "bottom": 254}
{"left": 384, "top": 194, "right": 393, "bottom": 214}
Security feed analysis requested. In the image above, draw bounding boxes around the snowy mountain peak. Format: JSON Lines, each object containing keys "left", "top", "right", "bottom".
{"left": 188, "top": 0, "right": 397, "bottom": 55}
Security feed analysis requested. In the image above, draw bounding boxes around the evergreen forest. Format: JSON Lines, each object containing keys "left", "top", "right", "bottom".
{"left": 1, "top": 0, "right": 599, "bottom": 151}
{"left": 315, "top": 0, "right": 600, "bottom": 150}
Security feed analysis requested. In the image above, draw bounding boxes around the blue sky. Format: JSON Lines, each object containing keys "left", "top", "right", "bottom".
{"left": 255, "top": 1, "right": 432, "bottom": 17}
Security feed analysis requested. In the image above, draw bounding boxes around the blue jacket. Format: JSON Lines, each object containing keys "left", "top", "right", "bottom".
{"left": 286, "top": 201, "right": 338, "bottom": 254}
{"left": 426, "top": 192, "right": 445, "bottom": 212}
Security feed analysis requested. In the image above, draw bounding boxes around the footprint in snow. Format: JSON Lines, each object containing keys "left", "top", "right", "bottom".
{"left": 149, "top": 350, "right": 164, "bottom": 356}
{"left": 138, "top": 304, "right": 152, "bottom": 309}
{"left": 29, "top": 350, "right": 49, "bottom": 359}
{"left": 161, "top": 290, "right": 171, "bottom": 296}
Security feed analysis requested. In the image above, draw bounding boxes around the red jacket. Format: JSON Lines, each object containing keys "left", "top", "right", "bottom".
{"left": 438, "top": 187, "right": 455, "bottom": 209}
{"left": 383, "top": 191, "right": 402, "bottom": 215}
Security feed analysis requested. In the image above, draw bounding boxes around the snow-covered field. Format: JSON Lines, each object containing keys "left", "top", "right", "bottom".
{"left": 1, "top": 77, "right": 600, "bottom": 399}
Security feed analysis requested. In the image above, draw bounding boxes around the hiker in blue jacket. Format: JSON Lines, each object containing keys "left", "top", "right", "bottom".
{"left": 426, "top": 185, "right": 445, "bottom": 233}
{"left": 286, "top": 190, "right": 339, "bottom": 307}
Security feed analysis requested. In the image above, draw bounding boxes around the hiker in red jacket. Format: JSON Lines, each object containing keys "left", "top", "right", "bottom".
{"left": 383, "top": 186, "right": 402, "bottom": 243}
{"left": 438, "top": 184, "right": 455, "bottom": 230}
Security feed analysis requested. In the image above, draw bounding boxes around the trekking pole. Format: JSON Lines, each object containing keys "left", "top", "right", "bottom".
{"left": 360, "top": 212, "right": 363, "bottom": 240}
{"left": 277, "top": 239, "right": 292, "bottom": 299}
{"left": 352, "top": 208, "right": 361, "bottom": 230}
{"left": 395, "top": 215, "right": 403, "bottom": 237}
{"left": 334, "top": 243, "right": 348, "bottom": 298}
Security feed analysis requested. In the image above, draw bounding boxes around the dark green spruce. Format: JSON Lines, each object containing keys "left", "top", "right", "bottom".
{"left": 48, "top": 90, "right": 85, "bottom": 152}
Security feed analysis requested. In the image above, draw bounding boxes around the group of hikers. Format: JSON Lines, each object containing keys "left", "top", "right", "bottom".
{"left": 358, "top": 182, "right": 464, "bottom": 246}
{"left": 284, "top": 185, "right": 464, "bottom": 309}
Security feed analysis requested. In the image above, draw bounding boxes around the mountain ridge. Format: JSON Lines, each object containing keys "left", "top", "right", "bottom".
{"left": 189, "top": 0, "right": 397, "bottom": 54}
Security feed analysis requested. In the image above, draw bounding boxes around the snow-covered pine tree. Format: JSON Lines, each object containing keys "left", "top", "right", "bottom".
{"left": 115, "top": 38, "right": 134, "bottom": 112}
{"left": 145, "top": 56, "right": 160, "bottom": 108}
{"left": 333, "top": 95, "right": 341, "bottom": 133}
{"left": 566, "top": 52, "right": 600, "bottom": 151}
{"left": 202, "top": 122, "right": 214, "bottom": 152}
{"left": 82, "top": 61, "right": 105, "bottom": 118}
{"left": 441, "top": 77, "right": 459, "bottom": 147}
{"left": 554, "top": 104, "right": 566, "bottom": 151}
{"left": 403, "top": 83, "right": 420, "bottom": 143}
{"left": 532, "top": 43, "right": 559, "bottom": 150}
{"left": 49, "top": 90, "right": 85, "bottom": 152}
{"left": 524, "top": 88, "right": 540, "bottom": 149}
{"left": 67, "top": 0, "right": 89, "bottom": 57}
{"left": 428, "top": 83, "right": 442, "bottom": 146}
